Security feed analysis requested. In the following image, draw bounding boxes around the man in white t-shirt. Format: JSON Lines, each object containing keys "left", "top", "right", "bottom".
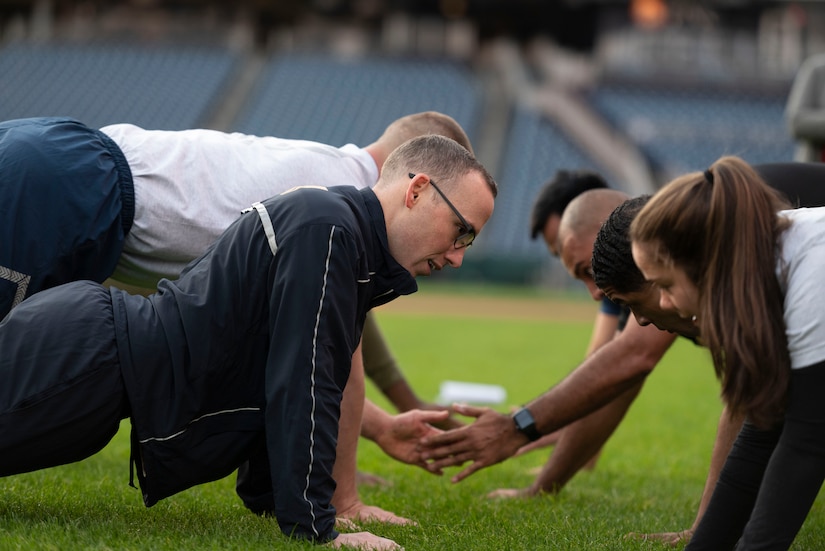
{"left": 105, "top": 126, "right": 379, "bottom": 286}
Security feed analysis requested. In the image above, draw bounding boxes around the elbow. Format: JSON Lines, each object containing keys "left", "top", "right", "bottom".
{"left": 636, "top": 360, "right": 656, "bottom": 378}
{"left": 625, "top": 350, "right": 659, "bottom": 381}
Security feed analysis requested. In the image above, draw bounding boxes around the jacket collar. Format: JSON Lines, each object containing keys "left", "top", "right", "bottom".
{"left": 358, "top": 188, "right": 418, "bottom": 308}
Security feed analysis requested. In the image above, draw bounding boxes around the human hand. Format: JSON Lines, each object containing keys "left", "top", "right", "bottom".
{"left": 416, "top": 402, "right": 464, "bottom": 430}
{"left": 374, "top": 409, "right": 449, "bottom": 470}
{"left": 418, "top": 404, "right": 526, "bottom": 483}
{"left": 330, "top": 531, "right": 403, "bottom": 550}
{"left": 624, "top": 528, "right": 693, "bottom": 546}
{"left": 336, "top": 502, "right": 417, "bottom": 526}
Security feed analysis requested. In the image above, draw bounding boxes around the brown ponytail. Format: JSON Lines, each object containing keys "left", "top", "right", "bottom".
{"left": 631, "top": 156, "right": 791, "bottom": 427}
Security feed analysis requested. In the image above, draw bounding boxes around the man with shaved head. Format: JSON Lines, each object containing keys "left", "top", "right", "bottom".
{"left": 514, "top": 174, "right": 628, "bottom": 470}
{"left": 556, "top": 189, "right": 631, "bottom": 300}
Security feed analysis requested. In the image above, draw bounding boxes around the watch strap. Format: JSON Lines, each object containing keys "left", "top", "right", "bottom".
{"left": 512, "top": 407, "right": 541, "bottom": 441}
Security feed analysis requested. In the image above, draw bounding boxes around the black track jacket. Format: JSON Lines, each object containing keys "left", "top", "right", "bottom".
{"left": 112, "top": 186, "right": 416, "bottom": 541}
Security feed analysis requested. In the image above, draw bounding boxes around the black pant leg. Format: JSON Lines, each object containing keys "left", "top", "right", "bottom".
{"left": 0, "top": 281, "right": 128, "bottom": 475}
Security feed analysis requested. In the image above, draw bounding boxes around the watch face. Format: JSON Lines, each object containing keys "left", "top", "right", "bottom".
{"left": 514, "top": 408, "right": 540, "bottom": 440}
{"left": 514, "top": 408, "right": 533, "bottom": 428}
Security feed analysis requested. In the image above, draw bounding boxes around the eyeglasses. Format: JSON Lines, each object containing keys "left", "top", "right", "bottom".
{"left": 409, "top": 173, "right": 475, "bottom": 248}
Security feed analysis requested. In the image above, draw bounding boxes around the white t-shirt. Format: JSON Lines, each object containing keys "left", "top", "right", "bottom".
{"left": 777, "top": 207, "right": 825, "bottom": 369}
{"left": 101, "top": 124, "right": 378, "bottom": 287}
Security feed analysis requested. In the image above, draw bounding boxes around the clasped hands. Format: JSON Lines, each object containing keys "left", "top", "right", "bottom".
{"left": 405, "top": 404, "right": 525, "bottom": 482}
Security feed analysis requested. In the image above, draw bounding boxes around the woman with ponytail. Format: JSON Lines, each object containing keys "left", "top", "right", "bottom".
{"left": 630, "top": 155, "right": 825, "bottom": 550}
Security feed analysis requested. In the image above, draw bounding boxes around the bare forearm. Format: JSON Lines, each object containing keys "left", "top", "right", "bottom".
{"left": 528, "top": 319, "right": 676, "bottom": 436}
{"left": 585, "top": 312, "right": 619, "bottom": 357}
{"left": 529, "top": 380, "right": 644, "bottom": 494}
{"left": 381, "top": 380, "right": 424, "bottom": 413}
{"left": 361, "top": 398, "right": 392, "bottom": 442}
{"left": 419, "top": 320, "right": 675, "bottom": 482}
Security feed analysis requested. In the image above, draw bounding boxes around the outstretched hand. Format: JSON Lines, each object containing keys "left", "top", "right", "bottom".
{"left": 415, "top": 402, "right": 464, "bottom": 430}
{"left": 374, "top": 409, "right": 450, "bottom": 470}
{"left": 418, "top": 404, "right": 526, "bottom": 483}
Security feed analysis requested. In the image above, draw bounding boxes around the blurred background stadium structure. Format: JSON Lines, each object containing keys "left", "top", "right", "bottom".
{"left": 1, "top": 0, "right": 822, "bottom": 288}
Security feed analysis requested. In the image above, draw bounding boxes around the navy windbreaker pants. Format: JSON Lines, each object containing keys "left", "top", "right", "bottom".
{"left": 0, "top": 117, "right": 134, "bottom": 319}
{"left": 0, "top": 281, "right": 128, "bottom": 475}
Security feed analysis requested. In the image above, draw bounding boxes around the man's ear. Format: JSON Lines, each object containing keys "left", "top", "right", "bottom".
{"left": 404, "top": 185, "right": 417, "bottom": 209}
{"left": 405, "top": 174, "right": 429, "bottom": 209}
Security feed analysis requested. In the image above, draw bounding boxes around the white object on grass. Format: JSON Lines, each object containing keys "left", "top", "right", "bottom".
{"left": 436, "top": 380, "right": 507, "bottom": 405}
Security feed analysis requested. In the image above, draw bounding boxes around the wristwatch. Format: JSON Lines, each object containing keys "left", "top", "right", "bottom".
{"left": 512, "top": 407, "right": 542, "bottom": 441}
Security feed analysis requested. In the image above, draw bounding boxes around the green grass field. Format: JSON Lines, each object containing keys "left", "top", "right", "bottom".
{"left": 1, "top": 287, "right": 823, "bottom": 550}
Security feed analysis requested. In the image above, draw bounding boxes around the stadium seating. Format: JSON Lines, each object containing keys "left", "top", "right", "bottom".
{"left": 230, "top": 53, "right": 483, "bottom": 147}
{"left": 0, "top": 37, "right": 801, "bottom": 285}
{"left": 0, "top": 41, "right": 238, "bottom": 129}
{"left": 589, "top": 82, "right": 796, "bottom": 181}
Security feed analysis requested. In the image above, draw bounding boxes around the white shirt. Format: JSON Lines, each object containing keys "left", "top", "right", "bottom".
{"left": 777, "top": 207, "right": 825, "bottom": 369}
{"left": 101, "top": 124, "right": 378, "bottom": 287}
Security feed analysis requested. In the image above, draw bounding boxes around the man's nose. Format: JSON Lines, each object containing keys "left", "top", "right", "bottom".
{"left": 585, "top": 280, "right": 605, "bottom": 301}
{"left": 444, "top": 247, "right": 465, "bottom": 268}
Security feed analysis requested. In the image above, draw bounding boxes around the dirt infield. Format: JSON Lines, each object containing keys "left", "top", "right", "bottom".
{"left": 377, "top": 291, "right": 597, "bottom": 323}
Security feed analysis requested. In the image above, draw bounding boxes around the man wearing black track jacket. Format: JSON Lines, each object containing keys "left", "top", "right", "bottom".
{"left": 0, "top": 135, "right": 497, "bottom": 550}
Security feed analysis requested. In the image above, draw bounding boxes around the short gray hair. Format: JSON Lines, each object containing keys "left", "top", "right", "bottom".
{"left": 381, "top": 135, "right": 497, "bottom": 197}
